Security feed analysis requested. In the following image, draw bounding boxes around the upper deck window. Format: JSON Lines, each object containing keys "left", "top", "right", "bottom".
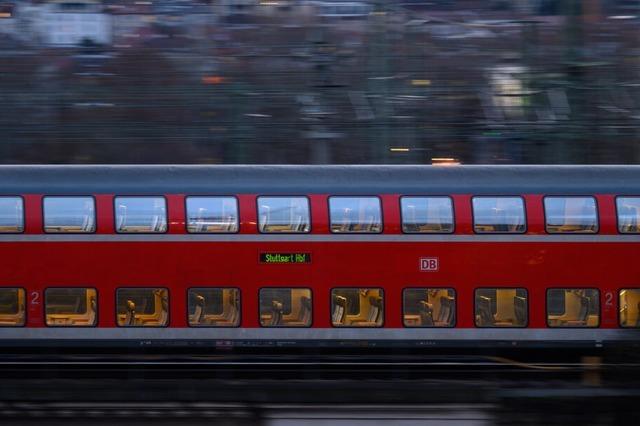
{"left": 401, "top": 197, "right": 453, "bottom": 233}
{"left": 258, "top": 197, "right": 310, "bottom": 233}
{"left": 186, "top": 197, "right": 238, "bottom": 233}
{"left": 544, "top": 196, "right": 598, "bottom": 233}
{"left": 0, "top": 197, "right": 23, "bottom": 233}
{"left": 616, "top": 197, "right": 640, "bottom": 234}
{"left": 44, "top": 197, "right": 95, "bottom": 233}
{"left": 329, "top": 197, "right": 382, "bottom": 233}
{"left": 115, "top": 197, "right": 167, "bottom": 233}
{"left": 472, "top": 197, "right": 526, "bottom": 233}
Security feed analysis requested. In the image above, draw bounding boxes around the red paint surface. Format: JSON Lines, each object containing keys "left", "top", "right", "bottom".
{"left": 1, "top": 193, "right": 630, "bottom": 330}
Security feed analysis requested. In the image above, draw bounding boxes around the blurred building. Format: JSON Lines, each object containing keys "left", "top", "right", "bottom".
{"left": 35, "top": 0, "right": 111, "bottom": 46}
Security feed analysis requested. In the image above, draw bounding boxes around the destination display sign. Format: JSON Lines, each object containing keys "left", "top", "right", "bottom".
{"left": 260, "top": 253, "right": 311, "bottom": 264}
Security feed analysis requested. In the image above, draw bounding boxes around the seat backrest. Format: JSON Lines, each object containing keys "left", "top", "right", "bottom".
{"left": 125, "top": 300, "right": 136, "bottom": 326}
{"left": 192, "top": 294, "right": 205, "bottom": 324}
{"left": 270, "top": 300, "right": 283, "bottom": 326}
{"left": 438, "top": 296, "right": 450, "bottom": 323}
{"left": 299, "top": 296, "right": 312, "bottom": 324}
{"left": 441, "top": 296, "right": 455, "bottom": 325}
{"left": 87, "top": 297, "right": 97, "bottom": 325}
{"left": 332, "top": 295, "right": 346, "bottom": 324}
{"left": 578, "top": 296, "right": 589, "bottom": 321}
{"left": 636, "top": 302, "right": 640, "bottom": 328}
{"left": 477, "top": 296, "right": 493, "bottom": 326}
{"left": 419, "top": 301, "right": 434, "bottom": 326}
{"left": 514, "top": 296, "right": 526, "bottom": 325}
{"left": 368, "top": 296, "right": 382, "bottom": 323}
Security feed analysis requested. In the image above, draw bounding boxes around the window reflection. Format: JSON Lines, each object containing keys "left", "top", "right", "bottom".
{"left": 473, "top": 197, "right": 525, "bottom": 233}
{"left": 401, "top": 197, "right": 453, "bottom": 233}
{"left": 329, "top": 197, "right": 382, "bottom": 233}
{"left": 258, "top": 197, "right": 310, "bottom": 233}
{"left": 545, "top": 197, "right": 598, "bottom": 233}
{"left": 186, "top": 197, "right": 238, "bottom": 233}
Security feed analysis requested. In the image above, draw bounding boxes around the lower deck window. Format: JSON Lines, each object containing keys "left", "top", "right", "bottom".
{"left": 0, "top": 288, "right": 25, "bottom": 326}
{"left": 475, "top": 288, "right": 527, "bottom": 327}
{"left": 619, "top": 289, "right": 640, "bottom": 328}
{"left": 188, "top": 288, "right": 240, "bottom": 327}
{"left": 259, "top": 288, "right": 312, "bottom": 327}
{"left": 547, "top": 288, "right": 599, "bottom": 327}
{"left": 331, "top": 288, "right": 383, "bottom": 327}
{"left": 403, "top": 288, "right": 455, "bottom": 327}
{"left": 45, "top": 288, "right": 97, "bottom": 326}
{"left": 117, "top": 288, "right": 168, "bottom": 327}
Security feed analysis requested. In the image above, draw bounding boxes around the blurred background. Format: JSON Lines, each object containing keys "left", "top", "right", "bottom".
{"left": 0, "top": 0, "right": 638, "bottom": 164}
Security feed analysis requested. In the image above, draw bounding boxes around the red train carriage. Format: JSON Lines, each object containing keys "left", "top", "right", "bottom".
{"left": 0, "top": 165, "right": 639, "bottom": 349}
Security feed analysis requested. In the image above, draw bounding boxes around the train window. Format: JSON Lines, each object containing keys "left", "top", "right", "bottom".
{"left": 115, "top": 197, "right": 167, "bottom": 233}
{"left": 116, "top": 288, "right": 169, "bottom": 327}
{"left": 472, "top": 197, "right": 526, "bottom": 233}
{"left": 331, "top": 288, "right": 383, "bottom": 327}
{"left": 257, "top": 197, "right": 310, "bottom": 233}
{"left": 544, "top": 197, "right": 598, "bottom": 233}
{"left": 186, "top": 197, "right": 238, "bottom": 233}
{"left": 188, "top": 288, "right": 240, "bottom": 327}
{"left": 619, "top": 289, "right": 640, "bottom": 328}
{"left": 259, "top": 288, "right": 312, "bottom": 327}
{"left": 43, "top": 197, "right": 95, "bottom": 233}
{"left": 475, "top": 288, "right": 528, "bottom": 327}
{"left": 401, "top": 197, "right": 454, "bottom": 233}
{"left": 403, "top": 288, "right": 455, "bottom": 327}
{"left": 45, "top": 288, "right": 97, "bottom": 327}
{"left": 0, "top": 288, "right": 25, "bottom": 326}
{"left": 0, "top": 197, "right": 23, "bottom": 233}
{"left": 329, "top": 197, "right": 382, "bottom": 233}
{"left": 547, "top": 289, "right": 599, "bottom": 327}
{"left": 616, "top": 197, "right": 640, "bottom": 233}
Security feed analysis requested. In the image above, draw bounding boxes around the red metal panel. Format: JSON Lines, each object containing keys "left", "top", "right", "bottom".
{"left": 95, "top": 194, "right": 114, "bottom": 234}
{"left": 452, "top": 195, "right": 472, "bottom": 234}
{"left": 23, "top": 194, "right": 42, "bottom": 234}
{"left": 167, "top": 194, "right": 185, "bottom": 234}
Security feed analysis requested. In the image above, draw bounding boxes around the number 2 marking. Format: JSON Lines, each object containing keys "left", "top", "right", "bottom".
{"left": 30, "top": 291, "right": 39, "bottom": 305}
{"left": 605, "top": 292, "right": 613, "bottom": 307}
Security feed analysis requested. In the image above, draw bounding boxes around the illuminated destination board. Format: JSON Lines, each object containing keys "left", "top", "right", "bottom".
{"left": 259, "top": 253, "right": 311, "bottom": 264}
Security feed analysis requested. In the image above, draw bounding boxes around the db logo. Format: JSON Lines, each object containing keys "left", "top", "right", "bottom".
{"left": 420, "top": 257, "right": 439, "bottom": 272}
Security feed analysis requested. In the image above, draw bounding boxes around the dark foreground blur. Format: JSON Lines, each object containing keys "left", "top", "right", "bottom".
{"left": 1, "top": 0, "right": 639, "bottom": 164}
{"left": 1, "top": 351, "right": 640, "bottom": 425}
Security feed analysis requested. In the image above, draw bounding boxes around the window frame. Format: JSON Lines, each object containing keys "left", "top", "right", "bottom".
{"left": 543, "top": 196, "right": 599, "bottom": 234}
{"left": 42, "top": 195, "right": 97, "bottom": 234}
{"left": 328, "top": 196, "right": 384, "bottom": 234}
{"left": 545, "top": 287, "right": 600, "bottom": 328}
{"left": 258, "top": 287, "right": 313, "bottom": 328}
{"left": 399, "top": 196, "right": 455, "bottom": 234}
{"left": 44, "top": 286, "right": 98, "bottom": 327}
{"left": 256, "top": 196, "right": 311, "bottom": 234}
{"left": 615, "top": 196, "right": 640, "bottom": 234}
{"left": 184, "top": 195, "right": 240, "bottom": 234}
{"left": 473, "top": 287, "right": 529, "bottom": 328}
{"left": 330, "top": 287, "right": 385, "bottom": 328}
{"left": 0, "top": 287, "right": 26, "bottom": 327}
{"left": 186, "top": 287, "right": 241, "bottom": 328}
{"left": 471, "top": 195, "right": 527, "bottom": 234}
{"left": 113, "top": 196, "right": 168, "bottom": 234}
{"left": 115, "top": 287, "right": 170, "bottom": 328}
{"left": 0, "top": 196, "right": 25, "bottom": 234}
{"left": 401, "top": 287, "right": 456, "bottom": 328}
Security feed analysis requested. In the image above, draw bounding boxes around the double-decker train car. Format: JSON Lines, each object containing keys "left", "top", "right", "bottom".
{"left": 0, "top": 165, "right": 639, "bottom": 349}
